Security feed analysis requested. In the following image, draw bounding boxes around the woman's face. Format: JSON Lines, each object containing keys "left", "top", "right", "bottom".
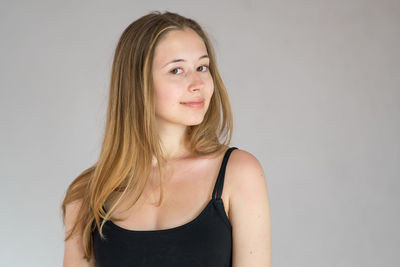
{"left": 151, "top": 28, "right": 214, "bottom": 127}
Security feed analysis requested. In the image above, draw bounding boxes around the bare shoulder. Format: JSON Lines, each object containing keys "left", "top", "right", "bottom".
{"left": 226, "top": 148, "right": 272, "bottom": 266}
{"left": 227, "top": 148, "right": 263, "bottom": 168}
{"left": 226, "top": 148, "right": 267, "bottom": 191}
{"left": 225, "top": 148, "right": 268, "bottom": 208}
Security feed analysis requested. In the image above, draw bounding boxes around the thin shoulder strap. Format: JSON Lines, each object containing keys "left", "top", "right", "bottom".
{"left": 212, "top": 146, "right": 238, "bottom": 200}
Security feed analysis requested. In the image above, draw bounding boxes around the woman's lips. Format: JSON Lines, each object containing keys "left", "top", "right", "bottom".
{"left": 180, "top": 101, "right": 204, "bottom": 108}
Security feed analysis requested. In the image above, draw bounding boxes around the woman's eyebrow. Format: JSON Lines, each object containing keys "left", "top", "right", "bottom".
{"left": 162, "top": 54, "right": 209, "bottom": 68}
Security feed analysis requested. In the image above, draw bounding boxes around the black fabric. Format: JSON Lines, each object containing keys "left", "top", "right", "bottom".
{"left": 92, "top": 146, "right": 238, "bottom": 267}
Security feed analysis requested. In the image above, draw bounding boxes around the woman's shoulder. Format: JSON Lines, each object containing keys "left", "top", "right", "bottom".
{"left": 225, "top": 148, "right": 267, "bottom": 201}
{"left": 226, "top": 148, "right": 271, "bottom": 264}
{"left": 227, "top": 148, "right": 264, "bottom": 175}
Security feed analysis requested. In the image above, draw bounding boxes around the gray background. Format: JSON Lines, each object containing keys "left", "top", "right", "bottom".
{"left": 0, "top": 0, "right": 399, "bottom": 266}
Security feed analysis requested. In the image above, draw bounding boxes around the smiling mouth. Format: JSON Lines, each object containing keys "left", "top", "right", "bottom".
{"left": 180, "top": 101, "right": 204, "bottom": 104}
{"left": 180, "top": 101, "right": 204, "bottom": 108}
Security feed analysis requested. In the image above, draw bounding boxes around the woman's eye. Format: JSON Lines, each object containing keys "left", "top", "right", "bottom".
{"left": 170, "top": 67, "right": 183, "bottom": 75}
{"left": 170, "top": 65, "right": 209, "bottom": 75}
{"left": 198, "top": 65, "right": 209, "bottom": 72}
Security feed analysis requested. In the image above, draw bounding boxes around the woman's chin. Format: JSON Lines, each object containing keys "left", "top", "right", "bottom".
{"left": 183, "top": 117, "right": 205, "bottom": 126}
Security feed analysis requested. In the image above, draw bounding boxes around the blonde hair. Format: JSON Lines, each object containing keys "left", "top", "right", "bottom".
{"left": 60, "top": 10, "right": 234, "bottom": 262}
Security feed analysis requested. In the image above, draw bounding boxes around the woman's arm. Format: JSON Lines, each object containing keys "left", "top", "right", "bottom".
{"left": 63, "top": 200, "right": 96, "bottom": 267}
{"left": 229, "top": 150, "right": 272, "bottom": 267}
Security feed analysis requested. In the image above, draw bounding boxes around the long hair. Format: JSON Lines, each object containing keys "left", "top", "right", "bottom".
{"left": 60, "top": 10, "right": 234, "bottom": 261}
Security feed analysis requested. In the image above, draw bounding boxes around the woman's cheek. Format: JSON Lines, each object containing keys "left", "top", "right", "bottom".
{"left": 158, "top": 85, "right": 179, "bottom": 107}
{"left": 206, "top": 78, "right": 214, "bottom": 97}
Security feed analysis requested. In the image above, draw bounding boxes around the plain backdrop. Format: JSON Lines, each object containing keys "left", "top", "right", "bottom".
{"left": 0, "top": 0, "right": 399, "bottom": 266}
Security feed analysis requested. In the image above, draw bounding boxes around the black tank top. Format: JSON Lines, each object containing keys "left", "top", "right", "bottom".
{"left": 92, "top": 147, "right": 238, "bottom": 267}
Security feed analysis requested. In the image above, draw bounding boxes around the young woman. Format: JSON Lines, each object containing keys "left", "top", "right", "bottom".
{"left": 61, "top": 11, "right": 271, "bottom": 267}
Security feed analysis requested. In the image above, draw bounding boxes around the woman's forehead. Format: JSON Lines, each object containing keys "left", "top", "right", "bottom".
{"left": 153, "top": 29, "right": 208, "bottom": 67}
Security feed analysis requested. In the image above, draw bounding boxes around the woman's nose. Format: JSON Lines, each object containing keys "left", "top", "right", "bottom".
{"left": 188, "top": 71, "right": 204, "bottom": 90}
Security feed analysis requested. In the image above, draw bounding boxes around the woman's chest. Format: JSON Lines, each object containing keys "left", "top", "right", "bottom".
{"left": 105, "top": 152, "right": 231, "bottom": 231}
